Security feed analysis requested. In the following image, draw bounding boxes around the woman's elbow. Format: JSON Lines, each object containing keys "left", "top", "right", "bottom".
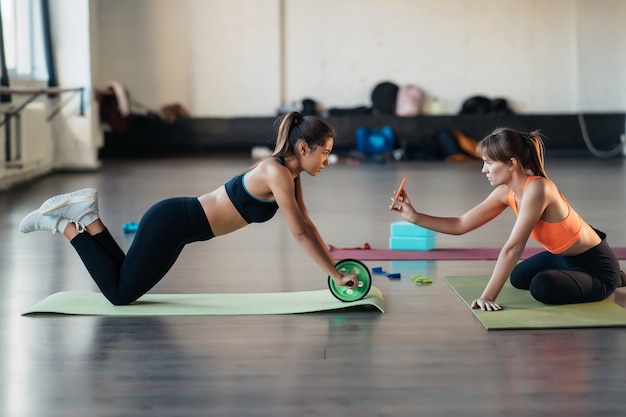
{"left": 292, "top": 229, "right": 312, "bottom": 244}
{"left": 501, "top": 242, "right": 526, "bottom": 258}
{"left": 448, "top": 224, "right": 469, "bottom": 236}
{"left": 293, "top": 232, "right": 306, "bottom": 242}
{"left": 448, "top": 228, "right": 466, "bottom": 236}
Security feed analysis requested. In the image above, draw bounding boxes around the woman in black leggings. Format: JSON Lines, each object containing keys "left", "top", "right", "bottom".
{"left": 19, "top": 112, "right": 357, "bottom": 305}
{"left": 509, "top": 229, "right": 620, "bottom": 305}
{"left": 391, "top": 127, "right": 624, "bottom": 311}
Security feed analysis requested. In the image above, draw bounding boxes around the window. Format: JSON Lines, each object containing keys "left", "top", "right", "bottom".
{"left": 1, "top": 0, "right": 48, "bottom": 81}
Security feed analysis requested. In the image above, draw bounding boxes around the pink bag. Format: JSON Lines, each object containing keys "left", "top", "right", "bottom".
{"left": 395, "top": 84, "right": 423, "bottom": 116}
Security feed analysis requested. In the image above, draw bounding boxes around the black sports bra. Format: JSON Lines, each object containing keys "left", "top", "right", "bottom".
{"left": 224, "top": 157, "right": 284, "bottom": 223}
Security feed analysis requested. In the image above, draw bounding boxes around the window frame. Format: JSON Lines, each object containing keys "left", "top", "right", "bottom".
{"left": 1, "top": 0, "right": 48, "bottom": 82}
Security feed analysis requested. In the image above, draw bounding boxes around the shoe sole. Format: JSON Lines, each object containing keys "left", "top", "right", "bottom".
{"left": 39, "top": 188, "right": 97, "bottom": 215}
{"left": 19, "top": 208, "right": 61, "bottom": 233}
{"left": 19, "top": 209, "right": 40, "bottom": 233}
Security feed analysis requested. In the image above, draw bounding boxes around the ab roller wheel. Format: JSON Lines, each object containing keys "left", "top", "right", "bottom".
{"left": 328, "top": 258, "right": 372, "bottom": 302}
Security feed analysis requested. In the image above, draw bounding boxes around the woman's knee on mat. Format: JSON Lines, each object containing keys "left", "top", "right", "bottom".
{"left": 510, "top": 269, "right": 532, "bottom": 290}
{"left": 529, "top": 271, "right": 591, "bottom": 305}
{"left": 529, "top": 278, "right": 563, "bottom": 304}
{"left": 104, "top": 291, "right": 142, "bottom": 306}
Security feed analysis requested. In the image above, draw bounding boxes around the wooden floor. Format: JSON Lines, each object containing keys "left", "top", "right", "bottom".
{"left": 2, "top": 154, "right": 626, "bottom": 417}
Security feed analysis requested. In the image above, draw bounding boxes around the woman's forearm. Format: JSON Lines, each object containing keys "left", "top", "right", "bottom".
{"left": 294, "top": 223, "right": 340, "bottom": 280}
{"left": 481, "top": 244, "right": 525, "bottom": 300}
{"left": 408, "top": 212, "right": 465, "bottom": 235}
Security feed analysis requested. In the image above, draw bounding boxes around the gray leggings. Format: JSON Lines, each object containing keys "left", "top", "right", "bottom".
{"left": 71, "top": 197, "right": 214, "bottom": 305}
{"left": 510, "top": 229, "right": 620, "bottom": 304}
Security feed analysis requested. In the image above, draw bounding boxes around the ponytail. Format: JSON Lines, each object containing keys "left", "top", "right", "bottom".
{"left": 520, "top": 130, "right": 548, "bottom": 178}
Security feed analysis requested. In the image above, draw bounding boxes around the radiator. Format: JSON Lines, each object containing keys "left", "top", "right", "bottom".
{"left": 4, "top": 102, "right": 51, "bottom": 167}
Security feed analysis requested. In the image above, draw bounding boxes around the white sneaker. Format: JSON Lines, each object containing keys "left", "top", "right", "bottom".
{"left": 19, "top": 209, "right": 70, "bottom": 234}
{"left": 39, "top": 188, "right": 99, "bottom": 225}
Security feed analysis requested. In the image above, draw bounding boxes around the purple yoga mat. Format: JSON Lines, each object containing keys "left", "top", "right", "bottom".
{"left": 329, "top": 247, "right": 626, "bottom": 261}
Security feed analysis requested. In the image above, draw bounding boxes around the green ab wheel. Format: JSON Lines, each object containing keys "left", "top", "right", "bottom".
{"left": 328, "top": 258, "right": 372, "bottom": 302}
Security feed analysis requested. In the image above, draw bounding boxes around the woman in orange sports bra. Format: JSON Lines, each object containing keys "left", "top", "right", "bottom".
{"left": 391, "top": 127, "right": 624, "bottom": 311}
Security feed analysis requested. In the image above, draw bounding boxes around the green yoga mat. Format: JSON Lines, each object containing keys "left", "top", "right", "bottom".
{"left": 21, "top": 287, "right": 384, "bottom": 316}
{"left": 445, "top": 276, "right": 626, "bottom": 330}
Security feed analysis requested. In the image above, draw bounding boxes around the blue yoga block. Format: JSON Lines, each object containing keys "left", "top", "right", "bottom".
{"left": 389, "top": 236, "right": 436, "bottom": 251}
{"left": 390, "top": 221, "right": 436, "bottom": 238}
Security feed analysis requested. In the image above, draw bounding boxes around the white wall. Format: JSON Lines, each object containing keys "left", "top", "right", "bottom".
{"left": 94, "top": 0, "right": 281, "bottom": 117}
{"left": 576, "top": 0, "right": 626, "bottom": 112}
{"left": 93, "top": 0, "right": 626, "bottom": 117}
{"left": 50, "top": 0, "right": 100, "bottom": 170}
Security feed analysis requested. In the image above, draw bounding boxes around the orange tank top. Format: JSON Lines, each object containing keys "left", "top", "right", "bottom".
{"left": 508, "top": 176, "right": 583, "bottom": 254}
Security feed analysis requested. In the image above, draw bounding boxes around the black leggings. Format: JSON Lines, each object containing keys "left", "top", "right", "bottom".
{"left": 510, "top": 230, "right": 620, "bottom": 304}
{"left": 70, "top": 197, "right": 215, "bottom": 305}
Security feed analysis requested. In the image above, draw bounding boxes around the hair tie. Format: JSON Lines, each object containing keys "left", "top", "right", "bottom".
{"left": 519, "top": 131, "right": 532, "bottom": 141}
